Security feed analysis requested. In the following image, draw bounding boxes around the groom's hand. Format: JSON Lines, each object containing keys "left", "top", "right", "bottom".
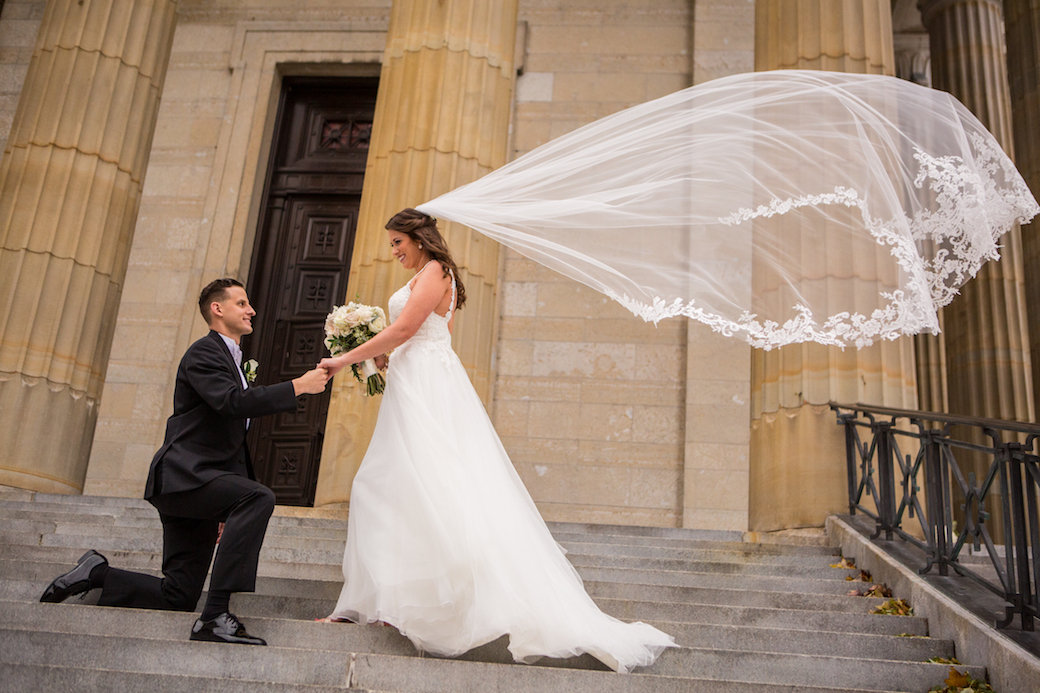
{"left": 292, "top": 367, "right": 330, "bottom": 395}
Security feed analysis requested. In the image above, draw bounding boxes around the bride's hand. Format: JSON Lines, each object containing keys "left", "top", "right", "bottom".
{"left": 319, "top": 356, "right": 347, "bottom": 377}
{"left": 375, "top": 354, "right": 388, "bottom": 371}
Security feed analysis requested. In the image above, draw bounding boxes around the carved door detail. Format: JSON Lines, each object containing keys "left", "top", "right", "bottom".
{"left": 245, "top": 78, "right": 376, "bottom": 505}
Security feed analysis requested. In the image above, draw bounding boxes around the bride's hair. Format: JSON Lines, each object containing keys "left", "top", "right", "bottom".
{"left": 386, "top": 208, "right": 467, "bottom": 310}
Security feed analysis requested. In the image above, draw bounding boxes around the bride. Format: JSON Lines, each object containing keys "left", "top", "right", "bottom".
{"left": 316, "top": 208, "right": 676, "bottom": 673}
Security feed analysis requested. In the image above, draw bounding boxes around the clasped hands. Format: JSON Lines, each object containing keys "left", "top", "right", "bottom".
{"left": 292, "top": 365, "right": 331, "bottom": 395}
{"left": 317, "top": 353, "right": 389, "bottom": 378}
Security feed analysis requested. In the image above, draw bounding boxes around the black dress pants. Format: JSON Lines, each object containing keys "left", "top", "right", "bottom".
{"left": 97, "top": 474, "right": 275, "bottom": 611}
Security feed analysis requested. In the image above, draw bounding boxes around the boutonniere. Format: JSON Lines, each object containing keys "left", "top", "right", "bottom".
{"left": 242, "top": 359, "right": 258, "bottom": 383}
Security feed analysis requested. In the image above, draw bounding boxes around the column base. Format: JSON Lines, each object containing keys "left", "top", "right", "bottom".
{"left": 749, "top": 404, "right": 848, "bottom": 532}
{"left": 0, "top": 375, "right": 97, "bottom": 494}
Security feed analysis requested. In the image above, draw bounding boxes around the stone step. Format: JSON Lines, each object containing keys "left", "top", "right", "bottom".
{"left": 346, "top": 652, "right": 903, "bottom": 693}
{"left": 551, "top": 530, "right": 839, "bottom": 556}
{"left": 565, "top": 552, "right": 858, "bottom": 579}
{"left": 9, "top": 514, "right": 351, "bottom": 541}
{"left": 0, "top": 515, "right": 845, "bottom": 566}
{"left": 0, "top": 574, "right": 927, "bottom": 638}
{"left": 0, "top": 664, "right": 349, "bottom": 693}
{"left": 655, "top": 620, "right": 951, "bottom": 661}
{"left": 557, "top": 539, "right": 843, "bottom": 565}
{"left": 588, "top": 597, "right": 928, "bottom": 637}
{"left": 0, "top": 600, "right": 601, "bottom": 671}
{"left": 0, "top": 551, "right": 895, "bottom": 617}
{"left": 0, "top": 538, "right": 868, "bottom": 597}
{"left": 571, "top": 564, "right": 866, "bottom": 595}
{"left": 0, "top": 500, "right": 842, "bottom": 560}
{"left": 0, "top": 544, "right": 340, "bottom": 582}
{"left": 0, "top": 496, "right": 840, "bottom": 554}
{"left": 0, "top": 598, "right": 950, "bottom": 663}
{"left": 0, "top": 608, "right": 975, "bottom": 691}
{"left": 0, "top": 489, "right": 980, "bottom": 693}
{"left": 0, "top": 524, "right": 854, "bottom": 578}
{"left": 0, "top": 651, "right": 904, "bottom": 693}
{"left": 646, "top": 643, "right": 976, "bottom": 691}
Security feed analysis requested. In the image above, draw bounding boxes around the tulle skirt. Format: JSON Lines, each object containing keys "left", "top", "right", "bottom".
{"left": 329, "top": 338, "right": 676, "bottom": 672}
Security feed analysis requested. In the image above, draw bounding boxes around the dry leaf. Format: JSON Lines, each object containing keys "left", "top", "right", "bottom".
{"left": 927, "top": 656, "right": 961, "bottom": 665}
{"left": 871, "top": 598, "right": 912, "bottom": 615}
{"left": 945, "top": 669, "right": 970, "bottom": 688}
{"left": 945, "top": 668, "right": 971, "bottom": 689}
{"left": 830, "top": 557, "right": 856, "bottom": 569}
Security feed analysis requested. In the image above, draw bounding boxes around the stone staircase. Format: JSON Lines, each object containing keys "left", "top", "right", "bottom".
{"left": 0, "top": 487, "right": 986, "bottom": 692}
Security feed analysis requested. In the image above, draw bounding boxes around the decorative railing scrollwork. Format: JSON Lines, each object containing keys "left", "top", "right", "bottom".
{"left": 831, "top": 402, "right": 1040, "bottom": 631}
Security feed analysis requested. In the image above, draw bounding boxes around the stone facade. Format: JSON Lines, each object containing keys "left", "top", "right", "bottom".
{"left": 0, "top": 0, "right": 1033, "bottom": 532}
{"left": 0, "top": 1, "right": 45, "bottom": 156}
{"left": 497, "top": 0, "right": 754, "bottom": 528}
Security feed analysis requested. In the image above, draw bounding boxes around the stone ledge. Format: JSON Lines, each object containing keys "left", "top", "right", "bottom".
{"left": 827, "top": 513, "right": 1040, "bottom": 693}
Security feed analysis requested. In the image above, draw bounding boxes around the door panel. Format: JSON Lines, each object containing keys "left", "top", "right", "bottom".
{"left": 245, "top": 78, "right": 376, "bottom": 506}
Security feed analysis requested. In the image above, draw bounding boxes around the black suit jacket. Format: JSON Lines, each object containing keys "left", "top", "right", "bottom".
{"left": 144, "top": 330, "right": 298, "bottom": 500}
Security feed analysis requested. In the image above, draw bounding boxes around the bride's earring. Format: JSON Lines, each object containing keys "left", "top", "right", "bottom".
{"left": 418, "top": 243, "right": 423, "bottom": 249}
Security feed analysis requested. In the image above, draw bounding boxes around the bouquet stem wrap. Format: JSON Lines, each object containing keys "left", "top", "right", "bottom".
{"left": 359, "top": 359, "right": 383, "bottom": 396}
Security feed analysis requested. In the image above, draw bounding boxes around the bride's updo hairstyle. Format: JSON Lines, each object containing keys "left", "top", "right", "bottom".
{"left": 386, "top": 208, "right": 467, "bottom": 310}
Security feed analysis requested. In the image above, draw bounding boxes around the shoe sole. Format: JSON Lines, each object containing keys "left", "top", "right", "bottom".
{"left": 189, "top": 633, "right": 267, "bottom": 646}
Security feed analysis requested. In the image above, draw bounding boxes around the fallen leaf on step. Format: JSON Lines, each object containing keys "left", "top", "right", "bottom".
{"left": 945, "top": 668, "right": 970, "bottom": 688}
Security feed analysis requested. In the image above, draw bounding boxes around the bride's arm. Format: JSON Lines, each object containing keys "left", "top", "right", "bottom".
{"left": 319, "top": 262, "right": 451, "bottom": 376}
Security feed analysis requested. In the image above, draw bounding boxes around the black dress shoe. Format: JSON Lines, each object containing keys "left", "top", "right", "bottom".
{"left": 40, "top": 550, "right": 107, "bottom": 603}
{"left": 190, "top": 612, "right": 266, "bottom": 646}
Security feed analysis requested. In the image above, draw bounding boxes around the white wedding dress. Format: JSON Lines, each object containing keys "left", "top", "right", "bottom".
{"left": 329, "top": 272, "right": 676, "bottom": 672}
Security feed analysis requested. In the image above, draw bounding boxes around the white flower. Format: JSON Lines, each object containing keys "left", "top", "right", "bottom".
{"left": 242, "top": 359, "right": 258, "bottom": 383}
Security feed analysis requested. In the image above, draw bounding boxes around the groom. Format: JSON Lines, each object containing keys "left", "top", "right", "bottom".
{"left": 40, "top": 278, "right": 330, "bottom": 646}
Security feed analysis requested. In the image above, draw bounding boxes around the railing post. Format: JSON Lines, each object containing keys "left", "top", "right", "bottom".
{"left": 875, "top": 421, "right": 897, "bottom": 540}
{"left": 921, "top": 428, "right": 949, "bottom": 576}
{"left": 1002, "top": 443, "right": 1036, "bottom": 630}
{"left": 838, "top": 412, "right": 859, "bottom": 515}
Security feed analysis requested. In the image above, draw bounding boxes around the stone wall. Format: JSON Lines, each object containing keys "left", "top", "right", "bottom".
{"left": 79, "top": 0, "right": 757, "bottom": 529}
{"left": 84, "top": 4, "right": 391, "bottom": 496}
{"left": 494, "top": 0, "right": 754, "bottom": 527}
{"left": 0, "top": 1, "right": 45, "bottom": 160}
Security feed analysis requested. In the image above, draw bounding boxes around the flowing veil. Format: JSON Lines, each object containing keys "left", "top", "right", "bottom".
{"left": 417, "top": 70, "right": 1039, "bottom": 349}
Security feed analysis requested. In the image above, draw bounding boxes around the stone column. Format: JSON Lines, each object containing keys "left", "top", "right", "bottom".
{"left": 756, "top": 0, "right": 894, "bottom": 72}
{"left": 314, "top": 0, "right": 517, "bottom": 506}
{"left": 1005, "top": 0, "right": 1040, "bottom": 417}
{"left": 750, "top": 0, "right": 920, "bottom": 531}
{"left": 0, "top": 0, "right": 178, "bottom": 493}
{"left": 919, "top": 0, "right": 1034, "bottom": 423}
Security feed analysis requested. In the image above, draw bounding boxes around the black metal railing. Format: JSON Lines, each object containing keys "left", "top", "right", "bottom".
{"left": 831, "top": 402, "right": 1040, "bottom": 631}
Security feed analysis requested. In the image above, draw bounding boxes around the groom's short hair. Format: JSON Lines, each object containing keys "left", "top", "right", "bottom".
{"left": 199, "top": 278, "right": 244, "bottom": 324}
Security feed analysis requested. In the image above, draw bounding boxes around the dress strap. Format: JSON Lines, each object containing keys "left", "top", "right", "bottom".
{"left": 447, "top": 269, "right": 457, "bottom": 320}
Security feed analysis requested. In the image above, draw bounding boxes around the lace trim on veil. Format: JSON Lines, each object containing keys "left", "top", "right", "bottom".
{"left": 607, "top": 133, "right": 1039, "bottom": 350}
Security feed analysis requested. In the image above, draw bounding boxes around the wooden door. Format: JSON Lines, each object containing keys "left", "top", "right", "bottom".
{"left": 244, "top": 78, "right": 377, "bottom": 505}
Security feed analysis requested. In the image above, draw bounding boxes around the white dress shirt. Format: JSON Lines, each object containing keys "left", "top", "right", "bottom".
{"left": 218, "top": 332, "right": 250, "bottom": 428}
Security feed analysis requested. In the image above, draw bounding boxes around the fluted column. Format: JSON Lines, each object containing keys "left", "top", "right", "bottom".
{"left": 0, "top": 0, "right": 178, "bottom": 494}
{"left": 751, "top": 0, "right": 919, "bottom": 531}
{"left": 756, "top": 0, "right": 894, "bottom": 72}
{"left": 919, "top": 0, "right": 1034, "bottom": 423}
{"left": 1005, "top": 0, "right": 1040, "bottom": 417}
{"left": 314, "top": 0, "right": 517, "bottom": 506}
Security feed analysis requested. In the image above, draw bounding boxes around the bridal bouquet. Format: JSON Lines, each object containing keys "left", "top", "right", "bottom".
{"left": 324, "top": 302, "right": 388, "bottom": 396}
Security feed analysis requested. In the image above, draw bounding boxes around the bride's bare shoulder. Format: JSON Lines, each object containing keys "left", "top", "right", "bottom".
{"left": 417, "top": 260, "right": 449, "bottom": 284}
